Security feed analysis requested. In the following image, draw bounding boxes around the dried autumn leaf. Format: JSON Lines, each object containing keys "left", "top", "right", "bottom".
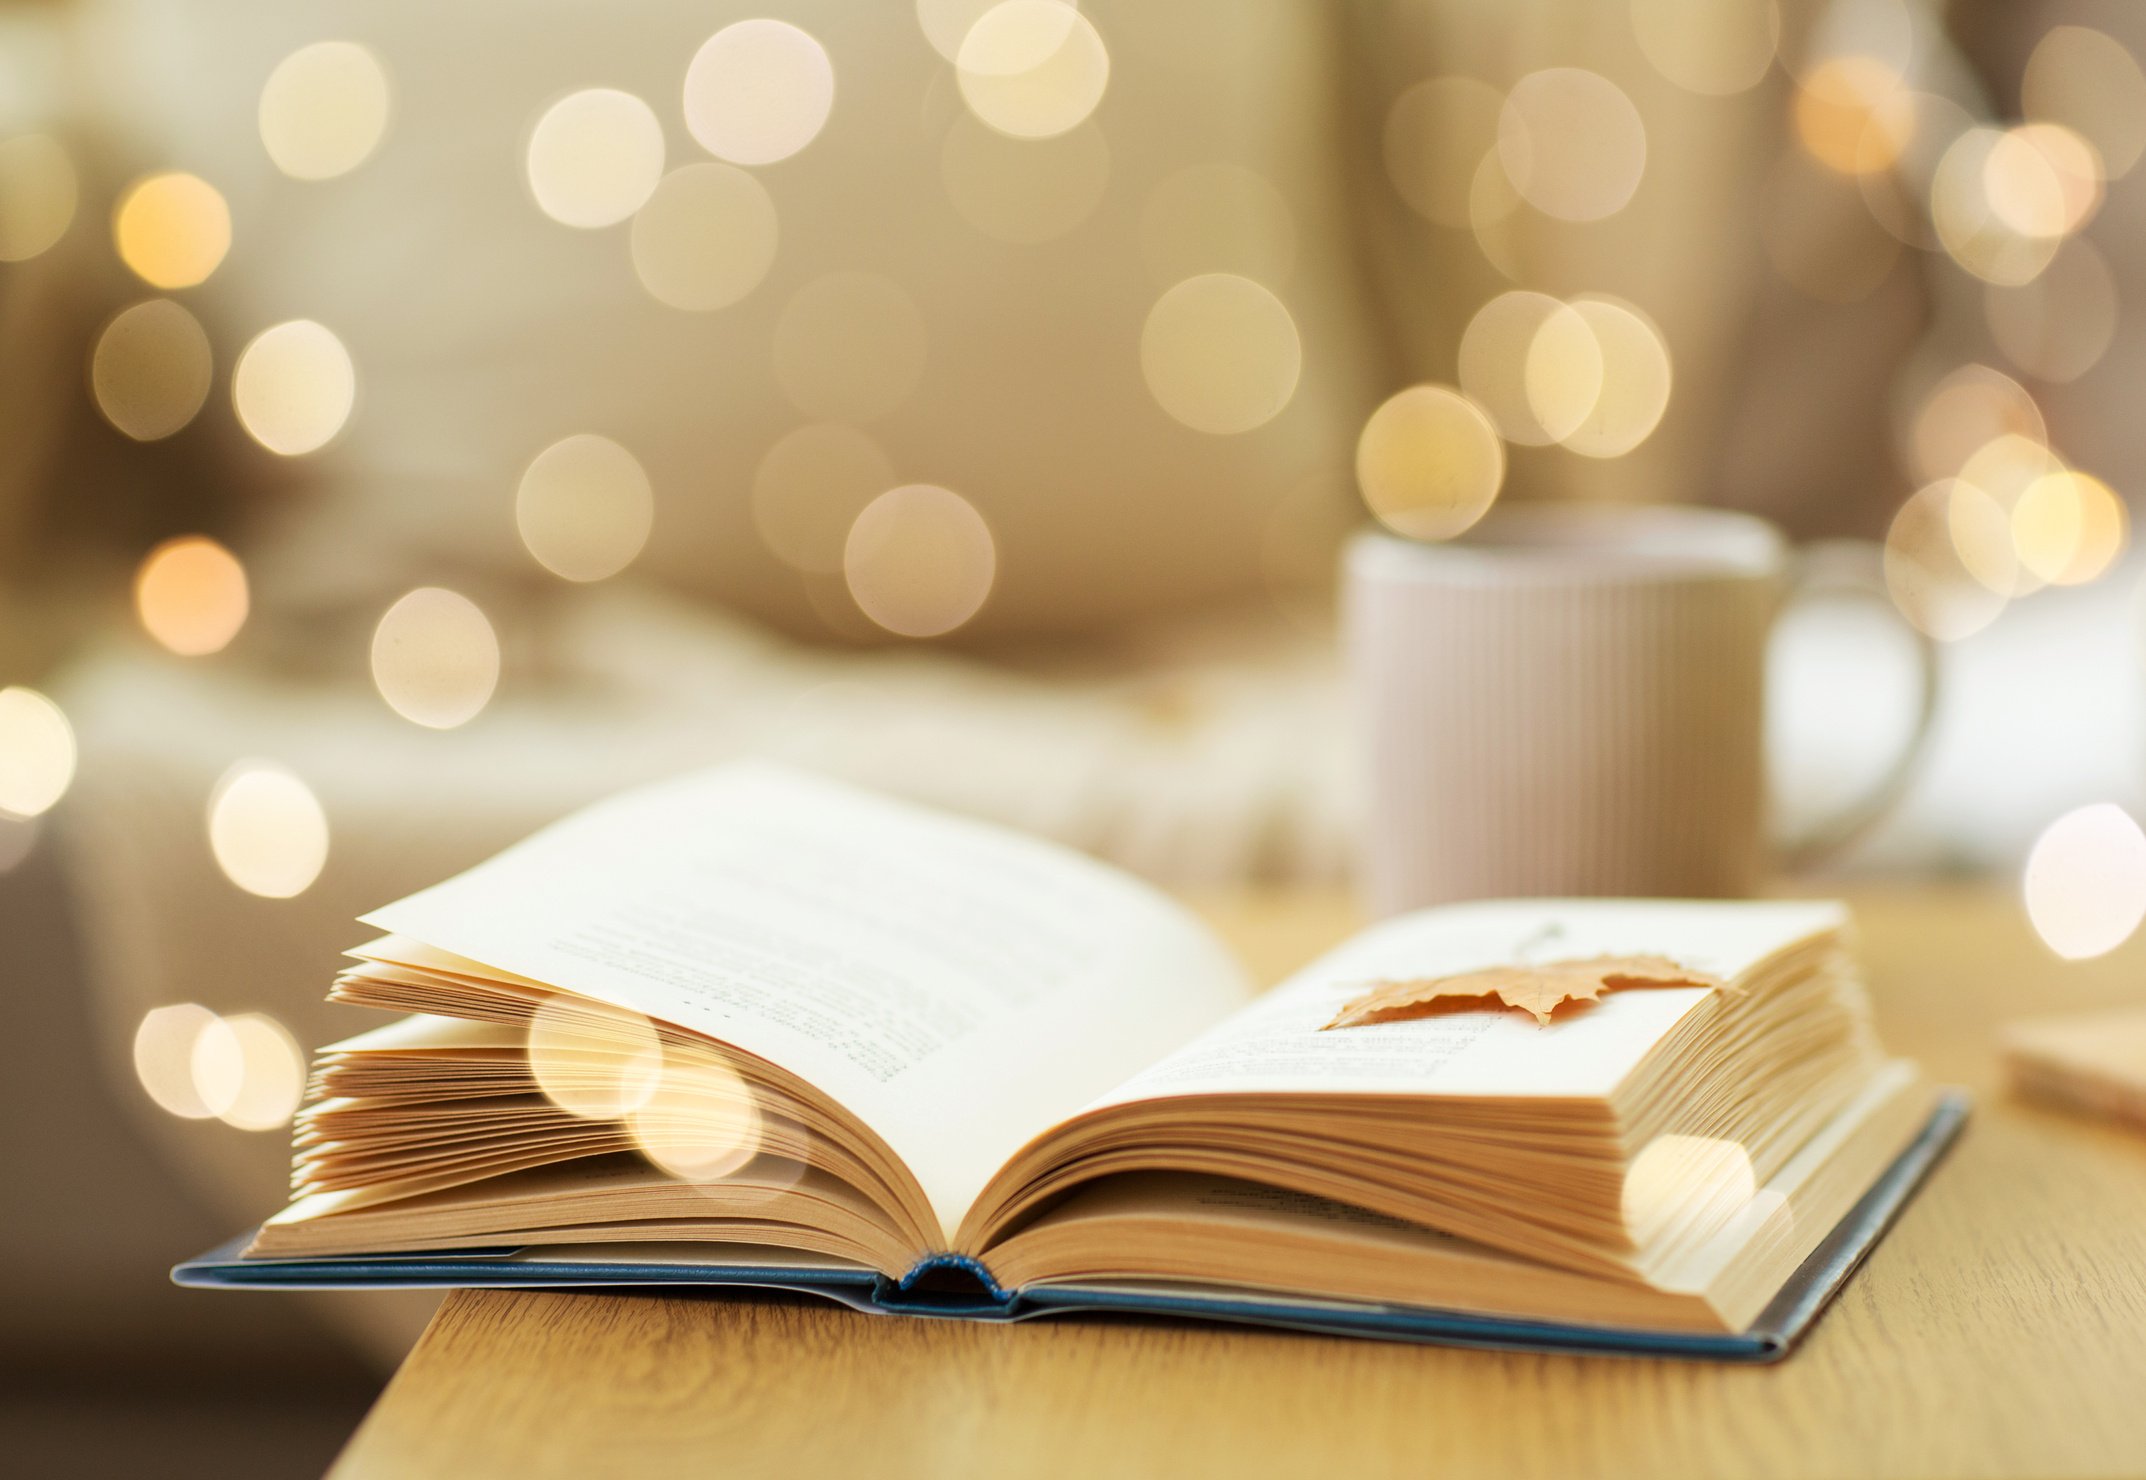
{"left": 1323, "top": 955, "right": 1724, "bottom": 1030}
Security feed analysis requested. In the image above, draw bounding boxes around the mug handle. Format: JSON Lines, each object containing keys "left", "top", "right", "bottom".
{"left": 1774, "top": 539, "right": 1941, "bottom": 873}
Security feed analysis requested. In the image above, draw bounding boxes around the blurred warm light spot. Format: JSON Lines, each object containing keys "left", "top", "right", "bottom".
{"left": 207, "top": 762, "right": 329, "bottom": 899}
{"left": 2022, "top": 26, "right": 2146, "bottom": 180}
{"left": 1621, "top": 1134, "right": 1755, "bottom": 1242}
{"left": 1141, "top": 162, "right": 1296, "bottom": 287}
{"left": 0, "top": 134, "right": 78, "bottom": 261}
{"left": 1983, "top": 124, "right": 2102, "bottom": 240}
{"left": 0, "top": 687, "right": 75, "bottom": 819}
{"left": 197, "top": 1013, "right": 306, "bottom": 1130}
{"left": 684, "top": 19, "right": 835, "bottom": 167}
{"left": 2012, "top": 471, "right": 2126, "bottom": 587}
{"left": 919, "top": 0, "right": 1074, "bottom": 63}
{"left": 0, "top": 812, "right": 36, "bottom": 873}
{"left": 1496, "top": 68, "right": 1646, "bottom": 223}
{"left": 1792, "top": 57, "right": 1908, "bottom": 175}
{"left": 2025, "top": 804, "right": 2146, "bottom": 960}
{"left": 1883, "top": 480, "right": 2009, "bottom": 641}
{"left": 754, "top": 423, "right": 896, "bottom": 573}
{"left": 1984, "top": 238, "right": 2117, "bottom": 386}
{"left": 135, "top": 536, "right": 249, "bottom": 656}
{"left": 1907, "top": 364, "right": 2044, "bottom": 484}
{"left": 1355, "top": 384, "right": 1504, "bottom": 542}
{"left": 941, "top": 113, "right": 1107, "bottom": 244}
{"left": 526, "top": 89, "right": 665, "bottom": 229}
{"left": 527, "top": 996, "right": 664, "bottom": 1120}
{"left": 843, "top": 485, "right": 995, "bottom": 638}
{"left": 133, "top": 1004, "right": 223, "bottom": 1119}
{"left": 114, "top": 172, "right": 230, "bottom": 290}
{"left": 630, "top": 163, "right": 778, "bottom": 311}
{"left": 1760, "top": 152, "right": 1901, "bottom": 304}
{"left": 1858, "top": 90, "right": 1972, "bottom": 248}
{"left": 90, "top": 299, "right": 213, "bottom": 442}
{"left": 516, "top": 435, "right": 654, "bottom": 582}
{"left": 1956, "top": 432, "right": 2061, "bottom": 590}
{"left": 1932, "top": 128, "right": 2061, "bottom": 287}
{"left": 1945, "top": 472, "right": 2025, "bottom": 598}
{"left": 258, "top": 41, "right": 390, "bottom": 181}
{"left": 1630, "top": 0, "right": 1779, "bottom": 97}
{"left": 1383, "top": 77, "right": 1503, "bottom": 228}
{"left": 370, "top": 588, "right": 500, "bottom": 729}
{"left": 956, "top": 0, "right": 1109, "bottom": 140}
{"left": 1458, "top": 291, "right": 1600, "bottom": 446}
{"left": 774, "top": 273, "right": 928, "bottom": 422}
{"left": 232, "top": 320, "right": 356, "bottom": 456}
{"left": 1467, "top": 153, "right": 1524, "bottom": 280}
{"left": 1140, "top": 274, "right": 1301, "bottom": 436}
{"left": 1560, "top": 297, "right": 1671, "bottom": 459}
{"left": 629, "top": 1056, "right": 762, "bottom": 1181}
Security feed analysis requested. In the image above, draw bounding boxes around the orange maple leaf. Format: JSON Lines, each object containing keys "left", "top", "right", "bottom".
{"left": 1323, "top": 954, "right": 1725, "bottom": 1030}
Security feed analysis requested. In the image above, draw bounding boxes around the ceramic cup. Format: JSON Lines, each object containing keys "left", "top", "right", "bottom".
{"left": 1346, "top": 503, "right": 1937, "bottom": 916}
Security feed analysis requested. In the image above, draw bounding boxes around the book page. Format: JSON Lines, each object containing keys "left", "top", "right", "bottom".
{"left": 361, "top": 763, "right": 1251, "bottom": 1241}
{"left": 1091, "top": 899, "right": 1845, "bottom": 1107}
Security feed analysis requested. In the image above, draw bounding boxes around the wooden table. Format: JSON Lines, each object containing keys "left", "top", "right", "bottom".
{"left": 330, "top": 887, "right": 2146, "bottom": 1479}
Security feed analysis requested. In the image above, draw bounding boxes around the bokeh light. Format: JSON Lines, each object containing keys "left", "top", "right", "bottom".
{"left": 0, "top": 687, "right": 76, "bottom": 818}
{"left": 683, "top": 19, "right": 835, "bottom": 167}
{"left": 1140, "top": 162, "right": 1296, "bottom": 287}
{"left": 773, "top": 273, "right": 928, "bottom": 422}
{"left": 753, "top": 423, "right": 897, "bottom": 573}
{"left": 207, "top": 762, "right": 330, "bottom": 899}
{"left": 628, "top": 1055, "right": 762, "bottom": 1181}
{"left": 1984, "top": 238, "right": 2117, "bottom": 385}
{"left": 1983, "top": 123, "right": 2102, "bottom": 239}
{"left": 2011, "top": 471, "right": 2126, "bottom": 586}
{"left": 133, "top": 1003, "right": 224, "bottom": 1119}
{"left": 1906, "top": 363, "right": 2045, "bottom": 484}
{"left": 1883, "top": 479, "right": 2010, "bottom": 641}
{"left": 629, "top": 163, "right": 778, "bottom": 311}
{"left": 526, "top": 89, "right": 665, "bottom": 228}
{"left": 1383, "top": 77, "right": 1504, "bottom": 228}
{"left": 1560, "top": 297, "right": 1672, "bottom": 458}
{"left": 1630, "top": 0, "right": 1779, "bottom": 96}
{"left": 2024, "top": 803, "right": 2146, "bottom": 960}
{"left": 90, "top": 299, "right": 213, "bottom": 442}
{"left": 1621, "top": 1134, "right": 1756, "bottom": 1241}
{"left": 2021, "top": 26, "right": 2146, "bottom": 180}
{"left": 1458, "top": 290, "right": 1602, "bottom": 446}
{"left": 516, "top": 434, "right": 654, "bottom": 583}
{"left": 258, "top": 41, "right": 391, "bottom": 181}
{"left": 956, "top": 0, "right": 1110, "bottom": 140}
{"left": 527, "top": 996, "right": 664, "bottom": 1120}
{"left": 1467, "top": 152, "right": 1525, "bottom": 279}
{"left": 113, "top": 172, "right": 231, "bottom": 290}
{"left": 1931, "top": 127, "right": 2061, "bottom": 287}
{"left": 194, "top": 1013, "right": 306, "bottom": 1130}
{"left": 232, "top": 320, "right": 356, "bottom": 456}
{"left": 843, "top": 484, "right": 996, "bottom": 638}
{"left": 1792, "top": 57, "right": 1910, "bottom": 175}
{"left": 135, "top": 536, "right": 249, "bottom": 656}
{"left": 918, "top": 0, "right": 1074, "bottom": 63}
{"left": 1496, "top": 68, "right": 1646, "bottom": 222}
{"left": 0, "top": 134, "right": 78, "bottom": 262}
{"left": 941, "top": 114, "right": 1108, "bottom": 244}
{"left": 1956, "top": 433, "right": 2063, "bottom": 597}
{"left": 1355, "top": 384, "right": 1505, "bottom": 542}
{"left": 1139, "top": 273, "right": 1301, "bottom": 435}
{"left": 370, "top": 587, "right": 501, "bottom": 729}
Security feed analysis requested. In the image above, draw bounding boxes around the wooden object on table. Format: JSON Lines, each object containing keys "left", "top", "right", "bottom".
{"left": 328, "top": 886, "right": 2146, "bottom": 1480}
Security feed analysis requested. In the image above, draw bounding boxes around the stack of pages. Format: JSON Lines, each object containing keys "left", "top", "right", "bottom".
{"left": 180, "top": 765, "right": 1962, "bottom": 1359}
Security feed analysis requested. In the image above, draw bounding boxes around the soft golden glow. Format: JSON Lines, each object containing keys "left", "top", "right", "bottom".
{"left": 1792, "top": 56, "right": 1909, "bottom": 175}
{"left": 2022, "top": 26, "right": 2146, "bottom": 179}
{"left": 526, "top": 89, "right": 665, "bottom": 228}
{"left": 2025, "top": 804, "right": 2146, "bottom": 960}
{"left": 207, "top": 763, "right": 330, "bottom": 899}
{"left": 1907, "top": 364, "right": 2045, "bottom": 484}
{"left": 1355, "top": 384, "right": 1505, "bottom": 542}
{"left": 199, "top": 1013, "right": 306, "bottom": 1130}
{"left": 629, "top": 164, "right": 778, "bottom": 312}
{"left": 370, "top": 588, "right": 500, "bottom": 729}
{"left": 843, "top": 485, "right": 996, "bottom": 638}
{"left": 0, "top": 134, "right": 78, "bottom": 262}
{"left": 1883, "top": 480, "right": 2009, "bottom": 641}
{"left": 1621, "top": 1134, "right": 1756, "bottom": 1244}
{"left": 516, "top": 435, "right": 654, "bottom": 583}
{"left": 630, "top": 1055, "right": 764, "bottom": 1182}
{"left": 941, "top": 114, "right": 1108, "bottom": 244}
{"left": 684, "top": 19, "right": 835, "bottom": 166}
{"left": 258, "top": 41, "right": 390, "bottom": 181}
{"left": 1956, "top": 433, "right": 2062, "bottom": 598}
{"left": 753, "top": 423, "right": 897, "bottom": 574}
{"left": 919, "top": 0, "right": 1075, "bottom": 63}
{"left": 1467, "top": 152, "right": 1524, "bottom": 279}
{"left": 90, "top": 299, "right": 214, "bottom": 442}
{"left": 1140, "top": 274, "right": 1301, "bottom": 436}
{"left": 1140, "top": 162, "right": 1296, "bottom": 287}
{"left": 956, "top": 0, "right": 1109, "bottom": 141}
{"left": 133, "top": 1004, "right": 223, "bottom": 1119}
{"left": 1630, "top": 0, "right": 1779, "bottom": 97}
{"left": 1984, "top": 238, "right": 2117, "bottom": 385}
{"left": 1932, "top": 128, "right": 2061, "bottom": 287}
{"left": 232, "top": 320, "right": 356, "bottom": 456}
{"left": 0, "top": 687, "right": 75, "bottom": 819}
{"left": 113, "top": 172, "right": 231, "bottom": 290}
{"left": 527, "top": 996, "right": 664, "bottom": 1121}
{"left": 774, "top": 273, "right": 928, "bottom": 423}
{"left": 2011, "top": 470, "right": 2126, "bottom": 587}
{"left": 135, "top": 536, "right": 249, "bottom": 656}
{"left": 1560, "top": 297, "right": 1672, "bottom": 458}
{"left": 1496, "top": 68, "right": 1646, "bottom": 223}
{"left": 1383, "top": 77, "right": 1503, "bottom": 228}
{"left": 1458, "top": 291, "right": 1601, "bottom": 447}
{"left": 1983, "top": 123, "right": 2102, "bottom": 239}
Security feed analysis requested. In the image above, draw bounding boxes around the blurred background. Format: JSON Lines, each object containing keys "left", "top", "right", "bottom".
{"left": 3, "top": 0, "right": 2144, "bottom": 1472}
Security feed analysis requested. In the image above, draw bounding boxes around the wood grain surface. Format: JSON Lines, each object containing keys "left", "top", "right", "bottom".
{"left": 330, "top": 887, "right": 2146, "bottom": 1480}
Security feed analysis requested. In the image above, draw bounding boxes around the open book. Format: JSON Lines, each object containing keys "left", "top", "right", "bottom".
{"left": 180, "top": 764, "right": 1962, "bottom": 1358}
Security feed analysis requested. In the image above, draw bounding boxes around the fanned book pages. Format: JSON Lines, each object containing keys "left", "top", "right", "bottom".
{"left": 178, "top": 764, "right": 1965, "bottom": 1359}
